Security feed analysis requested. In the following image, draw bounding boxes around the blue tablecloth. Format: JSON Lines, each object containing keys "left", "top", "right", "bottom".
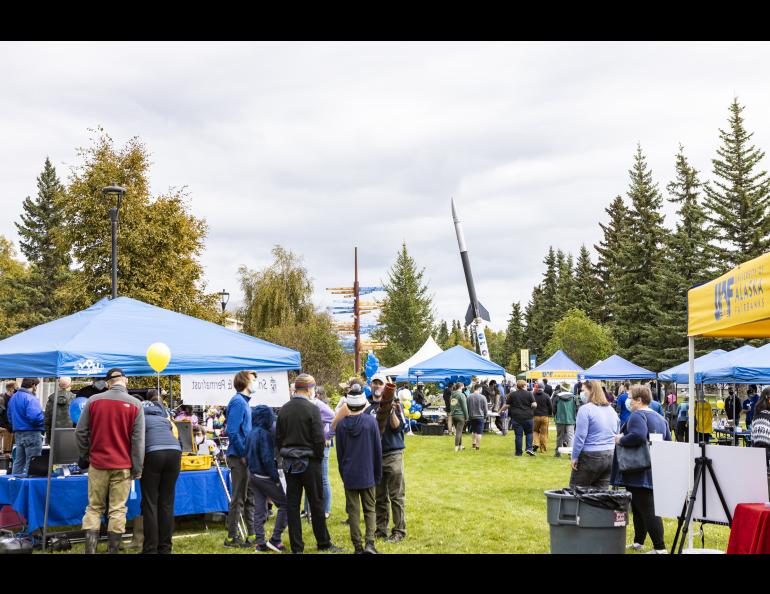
{"left": 0, "top": 468, "right": 231, "bottom": 532}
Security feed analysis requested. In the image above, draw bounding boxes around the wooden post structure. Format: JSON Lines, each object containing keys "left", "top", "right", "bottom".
{"left": 354, "top": 247, "right": 361, "bottom": 374}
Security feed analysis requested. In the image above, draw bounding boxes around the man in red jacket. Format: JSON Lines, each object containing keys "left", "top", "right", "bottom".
{"left": 76, "top": 368, "right": 145, "bottom": 554}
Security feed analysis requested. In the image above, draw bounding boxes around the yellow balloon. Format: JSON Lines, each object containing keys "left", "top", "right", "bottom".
{"left": 403, "top": 400, "right": 411, "bottom": 409}
{"left": 716, "top": 399, "right": 725, "bottom": 410}
{"left": 146, "top": 342, "right": 171, "bottom": 373}
{"left": 413, "top": 411, "right": 421, "bottom": 419}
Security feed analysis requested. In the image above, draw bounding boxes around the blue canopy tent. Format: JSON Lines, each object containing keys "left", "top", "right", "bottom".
{"left": 525, "top": 350, "right": 583, "bottom": 380}
{"left": 691, "top": 345, "right": 760, "bottom": 384}
{"left": 0, "top": 296, "right": 301, "bottom": 377}
{"left": 407, "top": 345, "right": 505, "bottom": 382}
{"left": 657, "top": 349, "right": 726, "bottom": 383}
{"left": 721, "top": 343, "right": 770, "bottom": 384}
{"left": 581, "top": 354, "right": 656, "bottom": 381}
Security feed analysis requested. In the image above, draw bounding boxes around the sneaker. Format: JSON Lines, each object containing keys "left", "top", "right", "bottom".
{"left": 364, "top": 541, "right": 379, "bottom": 554}
{"left": 325, "top": 513, "right": 330, "bottom": 519}
{"left": 386, "top": 533, "right": 405, "bottom": 543}
{"left": 374, "top": 531, "right": 388, "bottom": 540}
{"left": 318, "top": 544, "right": 344, "bottom": 553}
{"left": 223, "top": 536, "right": 246, "bottom": 548}
{"left": 532, "top": 445, "right": 539, "bottom": 452}
{"left": 626, "top": 543, "right": 644, "bottom": 551}
{"left": 646, "top": 549, "right": 668, "bottom": 554}
{"left": 254, "top": 543, "right": 270, "bottom": 552}
{"left": 525, "top": 449, "right": 535, "bottom": 456}
{"left": 266, "top": 541, "right": 285, "bottom": 553}
{"left": 354, "top": 546, "right": 364, "bottom": 554}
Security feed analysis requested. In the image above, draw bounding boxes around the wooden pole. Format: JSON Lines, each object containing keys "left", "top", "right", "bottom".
{"left": 354, "top": 247, "right": 361, "bottom": 374}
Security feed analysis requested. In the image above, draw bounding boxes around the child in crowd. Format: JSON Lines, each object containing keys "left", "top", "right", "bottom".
{"left": 335, "top": 387, "right": 382, "bottom": 554}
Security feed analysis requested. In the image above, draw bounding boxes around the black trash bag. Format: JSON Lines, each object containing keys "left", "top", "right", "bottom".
{"left": 552, "top": 487, "right": 632, "bottom": 510}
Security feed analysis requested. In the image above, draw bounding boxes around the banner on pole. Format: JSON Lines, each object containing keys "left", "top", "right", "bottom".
{"left": 181, "top": 371, "right": 290, "bottom": 407}
{"left": 520, "top": 349, "right": 530, "bottom": 371}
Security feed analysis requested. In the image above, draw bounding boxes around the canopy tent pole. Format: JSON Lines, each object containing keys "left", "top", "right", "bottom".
{"left": 687, "top": 336, "right": 695, "bottom": 550}
{"left": 42, "top": 381, "right": 59, "bottom": 553}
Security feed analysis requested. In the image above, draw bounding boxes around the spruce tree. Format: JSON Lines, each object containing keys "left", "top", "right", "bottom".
{"left": 594, "top": 196, "right": 630, "bottom": 325}
{"left": 654, "top": 147, "right": 715, "bottom": 367}
{"left": 524, "top": 285, "right": 547, "bottom": 359}
{"left": 573, "top": 245, "right": 601, "bottom": 321}
{"left": 14, "top": 158, "right": 71, "bottom": 324}
{"left": 501, "top": 301, "right": 525, "bottom": 370}
{"left": 372, "top": 242, "right": 435, "bottom": 366}
{"left": 614, "top": 145, "right": 666, "bottom": 369}
{"left": 703, "top": 98, "right": 770, "bottom": 272}
{"left": 555, "top": 250, "right": 575, "bottom": 320}
{"left": 436, "top": 320, "right": 450, "bottom": 349}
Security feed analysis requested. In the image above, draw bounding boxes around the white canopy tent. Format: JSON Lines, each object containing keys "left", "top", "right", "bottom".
{"left": 378, "top": 336, "right": 443, "bottom": 379}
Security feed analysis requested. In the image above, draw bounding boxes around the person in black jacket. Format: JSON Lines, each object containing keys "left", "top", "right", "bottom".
{"left": 499, "top": 380, "right": 537, "bottom": 456}
{"left": 275, "top": 374, "right": 342, "bottom": 554}
{"left": 532, "top": 382, "right": 553, "bottom": 453}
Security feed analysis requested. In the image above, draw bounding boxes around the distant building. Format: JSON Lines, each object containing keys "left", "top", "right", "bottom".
{"left": 224, "top": 317, "right": 243, "bottom": 332}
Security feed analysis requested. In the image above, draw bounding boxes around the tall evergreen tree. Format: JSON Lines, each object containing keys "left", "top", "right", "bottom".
{"left": 436, "top": 320, "right": 450, "bottom": 349}
{"left": 594, "top": 196, "right": 630, "bottom": 325}
{"left": 555, "top": 250, "right": 575, "bottom": 319}
{"left": 613, "top": 145, "right": 666, "bottom": 369}
{"left": 540, "top": 247, "right": 559, "bottom": 333}
{"left": 573, "top": 245, "right": 601, "bottom": 321}
{"left": 703, "top": 98, "right": 770, "bottom": 272}
{"left": 14, "top": 158, "right": 71, "bottom": 324}
{"left": 653, "top": 147, "right": 715, "bottom": 367}
{"left": 501, "top": 301, "right": 525, "bottom": 371}
{"left": 372, "top": 242, "right": 435, "bottom": 366}
{"left": 524, "top": 285, "right": 547, "bottom": 358}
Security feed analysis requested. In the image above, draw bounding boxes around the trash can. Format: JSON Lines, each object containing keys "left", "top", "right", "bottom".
{"left": 545, "top": 488, "right": 632, "bottom": 554}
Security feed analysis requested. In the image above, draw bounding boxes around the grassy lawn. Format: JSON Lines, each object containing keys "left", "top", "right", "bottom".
{"left": 50, "top": 429, "right": 731, "bottom": 554}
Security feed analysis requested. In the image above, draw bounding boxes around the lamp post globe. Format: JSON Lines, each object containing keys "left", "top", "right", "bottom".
{"left": 102, "top": 183, "right": 126, "bottom": 299}
{"left": 219, "top": 289, "right": 230, "bottom": 314}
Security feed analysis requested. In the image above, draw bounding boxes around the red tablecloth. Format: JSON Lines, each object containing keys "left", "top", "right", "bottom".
{"left": 727, "top": 503, "right": 770, "bottom": 554}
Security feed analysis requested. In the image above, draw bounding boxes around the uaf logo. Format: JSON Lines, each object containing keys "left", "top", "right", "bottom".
{"left": 714, "top": 277, "right": 734, "bottom": 320}
{"left": 74, "top": 358, "right": 106, "bottom": 376}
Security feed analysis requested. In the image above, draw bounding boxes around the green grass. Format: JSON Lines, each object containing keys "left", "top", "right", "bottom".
{"left": 48, "top": 429, "right": 731, "bottom": 554}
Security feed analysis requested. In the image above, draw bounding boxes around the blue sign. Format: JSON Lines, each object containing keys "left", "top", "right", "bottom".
{"left": 530, "top": 354, "right": 537, "bottom": 369}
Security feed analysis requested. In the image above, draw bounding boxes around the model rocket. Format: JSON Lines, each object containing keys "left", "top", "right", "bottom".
{"left": 451, "top": 198, "right": 491, "bottom": 327}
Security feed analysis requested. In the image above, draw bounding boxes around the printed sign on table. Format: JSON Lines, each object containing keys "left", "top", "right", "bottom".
{"left": 180, "top": 371, "right": 290, "bottom": 407}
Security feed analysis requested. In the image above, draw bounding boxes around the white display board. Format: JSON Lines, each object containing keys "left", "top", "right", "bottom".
{"left": 180, "top": 371, "right": 290, "bottom": 408}
{"left": 651, "top": 441, "right": 769, "bottom": 524}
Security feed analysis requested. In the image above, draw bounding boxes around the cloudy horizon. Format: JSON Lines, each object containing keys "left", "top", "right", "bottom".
{"left": 2, "top": 41, "right": 770, "bottom": 333}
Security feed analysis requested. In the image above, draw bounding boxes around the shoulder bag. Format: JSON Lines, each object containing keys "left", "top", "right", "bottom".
{"left": 615, "top": 411, "right": 651, "bottom": 473}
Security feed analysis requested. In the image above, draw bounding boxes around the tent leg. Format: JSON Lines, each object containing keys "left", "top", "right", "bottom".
{"left": 687, "top": 337, "right": 695, "bottom": 551}
{"left": 42, "top": 381, "right": 59, "bottom": 553}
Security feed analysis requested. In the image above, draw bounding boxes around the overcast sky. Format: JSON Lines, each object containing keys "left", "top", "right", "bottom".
{"left": 2, "top": 41, "right": 770, "bottom": 333}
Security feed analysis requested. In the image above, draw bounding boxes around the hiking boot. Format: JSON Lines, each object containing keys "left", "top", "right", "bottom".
{"left": 124, "top": 515, "right": 143, "bottom": 550}
{"left": 386, "top": 533, "right": 405, "bottom": 543}
{"left": 364, "top": 541, "right": 379, "bottom": 554}
{"left": 354, "top": 545, "right": 365, "bottom": 554}
{"left": 107, "top": 532, "right": 122, "bottom": 554}
{"left": 374, "top": 531, "right": 388, "bottom": 540}
{"left": 84, "top": 530, "right": 99, "bottom": 554}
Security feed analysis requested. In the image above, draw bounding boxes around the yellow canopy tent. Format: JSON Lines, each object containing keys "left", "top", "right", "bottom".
{"left": 685, "top": 250, "right": 770, "bottom": 548}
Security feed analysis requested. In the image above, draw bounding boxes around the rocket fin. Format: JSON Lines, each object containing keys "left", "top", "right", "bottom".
{"left": 465, "top": 302, "right": 491, "bottom": 325}
{"left": 478, "top": 301, "right": 491, "bottom": 322}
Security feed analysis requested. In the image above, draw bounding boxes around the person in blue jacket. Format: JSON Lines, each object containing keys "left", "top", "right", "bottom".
{"left": 744, "top": 386, "right": 760, "bottom": 427}
{"left": 612, "top": 384, "right": 671, "bottom": 554}
{"left": 9, "top": 378, "right": 45, "bottom": 475}
{"left": 247, "top": 404, "right": 287, "bottom": 553}
{"left": 223, "top": 370, "right": 258, "bottom": 548}
{"left": 616, "top": 381, "right": 632, "bottom": 425}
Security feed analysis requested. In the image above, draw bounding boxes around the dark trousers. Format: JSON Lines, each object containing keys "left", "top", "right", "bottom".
{"left": 510, "top": 418, "right": 534, "bottom": 455}
{"left": 627, "top": 486, "right": 665, "bottom": 550}
{"left": 227, "top": 456, "right": 255, "bottom": 538}
{"left": 675, "top": 421, "right": 688, "bottom": 442}
{"left": 345, "top": 487, "right": 376, "bottom": 548}
{"left": 569, "top": 450, "right": 614, "bottom": 489}
{"left": 140, "top": 449, "right": 181, "bottom": 554}
{"left": 453, "top": 417, "right": 465, "bottom": 447}
{"left": 285, "top": 458, "right": 331, "bottom": 553}
{"left": 249, "top": 474, "right": 288, "bottom": 546}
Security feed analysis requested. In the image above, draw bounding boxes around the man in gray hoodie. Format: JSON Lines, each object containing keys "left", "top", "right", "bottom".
{"left": 467, "top": 384, "right": 489, "bottom": 450}
{"left": 551, "top": 383, "right": 579, "bottom": 458}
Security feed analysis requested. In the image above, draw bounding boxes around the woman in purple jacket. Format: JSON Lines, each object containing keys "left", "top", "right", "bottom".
{"left": 303, "top": 387, "right": 335, "bottom": 519}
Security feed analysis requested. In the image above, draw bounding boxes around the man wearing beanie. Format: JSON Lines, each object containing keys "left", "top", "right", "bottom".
{"left": 335, "top": 386, "right": 382, "bottom": 554}
{"left": 336, "top": 373, "right": 407, "bottom": 543}
{"left": 276, "top": 373, "right": 342, "bottom": 554}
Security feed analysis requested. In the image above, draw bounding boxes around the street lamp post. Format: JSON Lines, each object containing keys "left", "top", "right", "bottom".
{"left": 219, "top": 289, "right": 230, "bottom": 324}
{"left": 102, "top": 183, "right": 126, "bottom": 299}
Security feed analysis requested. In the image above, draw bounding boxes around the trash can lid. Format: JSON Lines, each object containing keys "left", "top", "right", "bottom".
{"left": 546, "top": 487, "right": 632, "bottom": 510}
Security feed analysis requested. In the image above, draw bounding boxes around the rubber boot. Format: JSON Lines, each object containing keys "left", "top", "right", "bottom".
{"left": 107, "top": 532, "right": 122, "bottom": 554}
{"left": 124, "top": 515, "right": 143, "bottom": 550}
{"left": 84, "top": 530, "right": 99, "bottom": 554}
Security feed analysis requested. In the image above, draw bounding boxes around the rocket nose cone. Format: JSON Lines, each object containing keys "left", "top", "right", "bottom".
{"left": 451, "top": 198, "right": 458, "bottom": 222}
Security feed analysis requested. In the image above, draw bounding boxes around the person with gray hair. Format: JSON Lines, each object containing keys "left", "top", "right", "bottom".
{"left": 45, "top": 376, "right": 75, "bottom": 442}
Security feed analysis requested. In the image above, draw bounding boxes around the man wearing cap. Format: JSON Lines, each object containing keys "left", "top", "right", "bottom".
{"left": 76, "top": 368, "right": 145, "bottom": 554}
{"left": 276, "top": 373, "right": 342, "bottom": 554}
{"left": 364, "top": 373, "right": 407, "bottom": 542}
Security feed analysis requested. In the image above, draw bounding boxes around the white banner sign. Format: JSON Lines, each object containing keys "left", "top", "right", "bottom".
{"left": 180, "top": 371, "right": 290, "bottom": 408}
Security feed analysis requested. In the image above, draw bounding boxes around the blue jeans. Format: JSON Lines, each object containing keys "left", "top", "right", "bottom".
{"left": 510, "top": 418, "right": 534, "bottom": 456}
{"left": 13, "top": 431, "right": 43, "bottom": 475}
{"left": 304, "top": 446, "right": 331, "bottom": 515}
